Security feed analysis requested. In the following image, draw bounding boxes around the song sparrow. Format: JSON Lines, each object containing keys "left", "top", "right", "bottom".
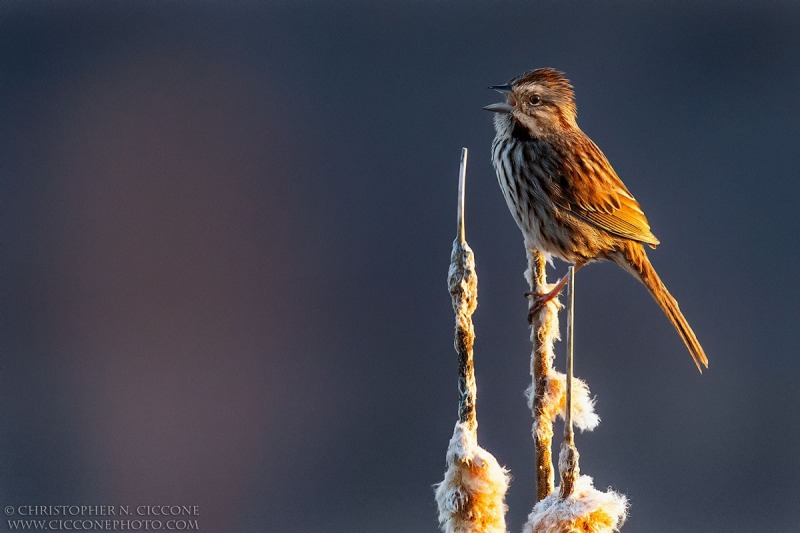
{"left": 485, "top": 68, "right": 708, "bottom": 372}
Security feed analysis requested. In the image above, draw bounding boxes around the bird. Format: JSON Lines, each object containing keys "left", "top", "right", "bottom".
{"left": 485, "top": 68, "right": 708, "bottom": 372}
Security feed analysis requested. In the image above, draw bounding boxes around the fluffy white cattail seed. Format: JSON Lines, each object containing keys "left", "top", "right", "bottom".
{"left": 522, "top": 474, "right": 628, "bottom": 533}
{"left": 435, "top": 422, "right": 511, "bottom": 533}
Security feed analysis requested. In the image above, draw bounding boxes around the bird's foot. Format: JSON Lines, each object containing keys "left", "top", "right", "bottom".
{"left": 525, "top": 273, "right": 570, "bottom": 324}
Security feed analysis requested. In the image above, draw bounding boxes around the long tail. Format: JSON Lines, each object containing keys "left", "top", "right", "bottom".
{"left": 618, "top": 243, "right": 709, "bottom": 373}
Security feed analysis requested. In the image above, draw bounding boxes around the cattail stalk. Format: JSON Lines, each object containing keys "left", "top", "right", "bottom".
{"left": 454, "top": 147, "right": 475, "bottom": 430}
{"left": 524, "top": 267, "right": 628, "bottom": 533}
{"left": 435, "top": 148, "right": 509, "bottom": 533}
{"left": 526, "top": 250, "right": 601, "bottom": 502}
{"left": 525, "top": 246, "right": 558, "bottom": 501}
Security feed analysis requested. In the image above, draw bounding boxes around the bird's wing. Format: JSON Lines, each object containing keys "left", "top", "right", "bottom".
{"left": 551, "top": 137, "right": 660, "bottom": 247}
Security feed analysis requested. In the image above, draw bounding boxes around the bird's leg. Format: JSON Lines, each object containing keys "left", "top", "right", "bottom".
{"left": 526, "top": 262, "right": 583, "bottom": 323}
{"left": 526, "top": 274, "right": 568, "bottom": 322}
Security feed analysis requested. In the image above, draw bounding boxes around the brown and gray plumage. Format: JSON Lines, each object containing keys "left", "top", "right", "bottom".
{"left": 486, "top": 68, "right": 708, "bottom": 372}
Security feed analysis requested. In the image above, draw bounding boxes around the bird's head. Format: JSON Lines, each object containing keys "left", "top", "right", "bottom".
{"left": 485, "top": 68, "right": 577, "bottom": 136}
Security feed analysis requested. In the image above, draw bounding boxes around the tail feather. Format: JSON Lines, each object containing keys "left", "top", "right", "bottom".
{"left": 620, "top": 244, "right": 709, "bottom": 373}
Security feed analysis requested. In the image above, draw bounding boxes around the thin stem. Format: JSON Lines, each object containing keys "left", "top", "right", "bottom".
{"left": 457, "top": 147, "right": 468, "bottom": 245}
{"left": 559, "top": 265, "right": 579, "bottom": 499}
{"left": 565, "top": 266, "right": 575, "bottom": 445}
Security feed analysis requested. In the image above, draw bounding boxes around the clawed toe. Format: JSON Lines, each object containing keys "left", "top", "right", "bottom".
{"left": 526, "top": 293, "right": 552, "bottom": 323}
{"left": 527, "top": 297, "right": 544, "bottom": 323}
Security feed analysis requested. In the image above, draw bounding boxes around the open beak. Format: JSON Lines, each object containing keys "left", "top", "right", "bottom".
{"left": 483, "top": 84, "right": 514, "bottom": 113}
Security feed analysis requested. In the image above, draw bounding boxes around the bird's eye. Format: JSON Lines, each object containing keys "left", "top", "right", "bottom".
{"left": 529, "top": 95, "right": 542, "bottom": 106}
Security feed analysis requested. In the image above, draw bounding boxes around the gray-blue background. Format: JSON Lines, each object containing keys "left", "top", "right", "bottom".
{"left": 2, "top": 2, "right": 799, "bottom": 531}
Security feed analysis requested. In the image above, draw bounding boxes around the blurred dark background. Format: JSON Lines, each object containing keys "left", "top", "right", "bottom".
{"left": 2, "top": 2, "right": 799, "bottom": 531}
